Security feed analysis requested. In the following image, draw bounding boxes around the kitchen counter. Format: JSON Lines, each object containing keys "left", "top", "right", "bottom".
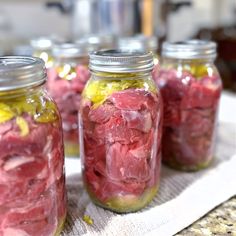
{"left": 177, "top": 197, "right": 236, "bottom": 235}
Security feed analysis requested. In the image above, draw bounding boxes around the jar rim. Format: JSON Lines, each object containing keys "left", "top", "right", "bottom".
{"left": 0, "top": 56, "right": 46, "bottom": 91}
{"left": 162, "top": 40, "right": 217, "bottom": 59}
{"left": 89, "top": 49, "right": 154, "bottom": 73}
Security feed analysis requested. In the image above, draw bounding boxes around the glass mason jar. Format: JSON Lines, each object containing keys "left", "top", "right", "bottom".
{"left": 47, "top": 43, "right": 91, "bottom": 157}
{"left": 30, "top": 37, "right": 54, "bottom": 69}
{"left": 118, "top": 35, "right": 159, "bottom": 65}
{"left": 76, "top": 34, "right": 116, "bottom": 50}
{"left": 79, "top": 50, "right": 163, "bottom": 213}
{"left": 154, "top": 40, "right": 222, "bottom": 171}
{"left": 0, "top": 57, "right": 66, "bottom": 236}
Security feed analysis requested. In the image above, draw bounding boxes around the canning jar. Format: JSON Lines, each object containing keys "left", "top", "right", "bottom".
{"left": 154, "top": 40, "right": 222, "bottom": 171}
{"left": 30, "top": 37, "right": 54, "bottom": 69}
{"left": 79, "top": 50, "right": 163, "bottom": 213}
{"left": 118, "top": 35, "right": 159, "bottom": 65}
{"left": 47, "top": 43, "right": 91, "bottom": 157}
{"left": 77, "top": 34, "right": 116, "bottom": 50}
{"left": 0, "top": 57, "right": 66, "bottom": 236}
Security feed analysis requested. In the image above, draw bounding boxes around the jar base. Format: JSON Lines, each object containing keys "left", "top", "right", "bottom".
{"left": 163, "top": 157, "right": 213, "bottom": 172}
{"left": 64, "top": 141, "right": 80, "bottom": 157}
{"left": 54, "top": 214, "right": 67, "bottom": 236}
{"left": 86, "top": 186, "right": 158, "bottom": 213}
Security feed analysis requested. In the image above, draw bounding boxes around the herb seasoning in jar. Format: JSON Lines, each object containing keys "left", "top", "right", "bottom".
{"left": 47, "top": 43, "right": 91, "bottom": 157}
{"left": 0, "top": 56, "right": 66, "bottom": 236}
{"left": 154, "top": 40, "right": 222, "bottom": 171}
{"left": 79, "top": 50, "right": 163, "bottom": 213}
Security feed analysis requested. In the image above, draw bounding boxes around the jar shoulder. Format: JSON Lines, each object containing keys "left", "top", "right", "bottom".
{"left": 83, "top": 75, "right": 159, "bottom": 106}
{"left": 154, "top": 60, "right": 222, "bottom": 89}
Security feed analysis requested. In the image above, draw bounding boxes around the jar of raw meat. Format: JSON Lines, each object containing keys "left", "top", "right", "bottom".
{"left": 154, "top": 40, "right": 222, "bottom": 171}
{"left": 30, "top": 37, "right": 54, "bottom": 69}
{"left": 77, "top": 34, "right": 116, "bottom": 50}
{"left": 118, "top": 35, "right": 159, "bottom": 65}
{"left": 0, "top": 56, "right": 66, "bottom": 236}
{"left": 47, "top": 43, "right": 91, "bottom": 157}
{"left": 80, "top": 50, "right": 163, "bottom": 213}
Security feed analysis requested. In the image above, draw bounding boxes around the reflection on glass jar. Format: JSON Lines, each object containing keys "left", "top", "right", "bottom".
{"left": 80, "top": 50, "right": 163, "bottom": 213}
{"left": 0, "top": 56, "right": 66, "bottom": 235}
{"left": 153, "top": 40, "right": 222, "bottom": 171}
{"left": 47, "top": 43, "right": 91, "bottom": 157}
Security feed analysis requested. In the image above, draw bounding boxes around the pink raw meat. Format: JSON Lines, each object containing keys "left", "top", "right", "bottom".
{"left": 0, "top": 122, "right": 12, "bottom": 136}
{"left": 181, "top": 108, "right": 214, "bottom": 137}
{"left": 181, "top": 80, "right": 221, "bottom": 109}
{"left": 88, "top": 103, "right": 117, "bottom": 124}
{"left": 84, "top": 167, "right": 146, "bottom": 201}
{"left": 94, "top": 115, "right": 143, "bottom": 144}
{"left": 121, "top": 110, "right": 152, "bottom": 133}
{"left": 0, "top": 114, "right": 66, "bottom": 236}
{"left": 98, "top": 178, "right": 146, "bottom": 200}
{"left": 0, "top": 122, "right": 52, "bottom": 158}
{"left": 106, "top": 142, "right": 151, "bottom": 182}
{"left": 1, "top": 196, "right": 53, "bottom": 228}
{"left": 76, "top": 65, "right": 91, "bottom": 83}
{"left": 108, "top": 89, "right": 157, "bottom": 111}
{"left": 129, "top": 129, "right": 153, "bottom": 159}
{"left": 163, "top": 101, "right": 181, "bottom": 126}
{"left": 84, "top": 143, "right": 106, "bottom": 165}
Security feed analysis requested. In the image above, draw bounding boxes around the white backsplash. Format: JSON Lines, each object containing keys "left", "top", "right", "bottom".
{"left": 0, "top": 0, "right": 71, "bottom": 53}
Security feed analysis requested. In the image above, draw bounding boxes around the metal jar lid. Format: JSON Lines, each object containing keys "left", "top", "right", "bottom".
{"left": 118, "top": 35, "right": 158, "bottom": 53}
{"left": 0, "top": 56, "right": 46, "bottom": 92}
{"left": 52, "top": 43, "right": 91, "bottom": 58}
{"left": 162, "top": 40, "right": 217, "bottom": 59}
{"left": 89, "top": 49, "right": 154, "bottom": 73}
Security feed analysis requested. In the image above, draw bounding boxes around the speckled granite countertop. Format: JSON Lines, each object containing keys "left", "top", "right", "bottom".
{"left": 177, "top": 197, "right": 236, "bottom": 235}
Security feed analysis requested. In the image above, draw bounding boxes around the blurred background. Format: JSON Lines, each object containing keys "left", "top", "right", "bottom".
{"left": 1, "top": 0, "right": 236, "bottom": 91}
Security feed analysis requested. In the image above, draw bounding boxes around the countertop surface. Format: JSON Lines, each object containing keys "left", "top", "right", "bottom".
{"left": 177, "top": 197, "right": 236, "bottom": 235}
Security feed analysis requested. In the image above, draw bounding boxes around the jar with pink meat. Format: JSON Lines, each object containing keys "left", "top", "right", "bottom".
{"left": 153, "top": 40, "right": 222, "bottom": 171}
{"left": 47, "top": 43, "right": 91, "bottom": 157}
{"left": 0, "top": 56, "right": 66, "bottom": 236}
{"left": 79, "top": 50, "right": 163, "bottom": 213}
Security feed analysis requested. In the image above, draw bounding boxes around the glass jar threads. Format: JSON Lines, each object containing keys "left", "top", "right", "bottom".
{"left": 47, "top": 43, "right": 91, "bottom": 157}
{"left": 154, "top": 40, "right": 222, "bottom": 171}
{"left": 79, "top": 50, "right": 163, "bottom": 213}
{"left": 0, "top": 56, "right": 66, "bottom": 236}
